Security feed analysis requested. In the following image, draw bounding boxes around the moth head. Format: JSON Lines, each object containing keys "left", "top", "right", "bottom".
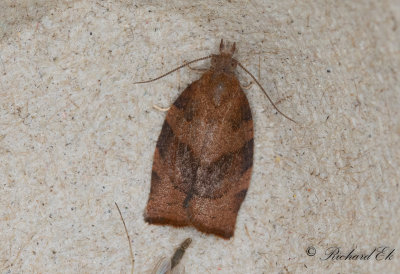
{"left": 211, "top": 39, "right": 237, "bottom": 74}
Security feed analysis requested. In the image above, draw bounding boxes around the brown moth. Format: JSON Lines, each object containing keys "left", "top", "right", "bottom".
{"left": 136, "top": 40, "right": 294, "bottom": 239}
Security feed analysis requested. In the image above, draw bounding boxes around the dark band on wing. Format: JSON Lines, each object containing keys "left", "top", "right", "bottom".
{"left": 156, "top": 121, "right": 174, "bottom": 159}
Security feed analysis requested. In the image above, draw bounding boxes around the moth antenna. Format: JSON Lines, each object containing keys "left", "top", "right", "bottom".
{"left": 237, "top": 62, "right": 297, "bottom": 124}
{"left": 134, "top": 55, "right": 213, "bottom": 84}
{"left": 115, "top": 202, "right": 135, "bottom": 274}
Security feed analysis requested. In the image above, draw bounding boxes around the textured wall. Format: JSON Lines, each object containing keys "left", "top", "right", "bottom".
{"left": 1, "top": 0, "right": 399, "bottom": 273}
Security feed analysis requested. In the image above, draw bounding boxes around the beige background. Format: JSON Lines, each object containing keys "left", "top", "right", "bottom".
{"left": 1, "top": 0, "right": 399, "bottom": 273}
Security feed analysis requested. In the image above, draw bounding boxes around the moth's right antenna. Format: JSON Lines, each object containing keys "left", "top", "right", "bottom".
{"left": 237, "top": 62, "right": 297, "bottom": 124}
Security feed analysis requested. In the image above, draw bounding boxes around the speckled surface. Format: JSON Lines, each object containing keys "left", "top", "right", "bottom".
{"left": 1, "top": 1, "right": 399, "bottom": 273}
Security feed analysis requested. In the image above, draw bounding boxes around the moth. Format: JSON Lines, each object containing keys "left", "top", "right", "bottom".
{"left": 136, "top": 40, "right": 294, "bottom": 239}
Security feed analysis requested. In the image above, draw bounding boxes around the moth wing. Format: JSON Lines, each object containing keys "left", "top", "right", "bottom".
{"left": 144, "top": 81, "right": 199, "bottom": 226}
{"left": 187, "top": 86, "right": 253, "bottom": 239}
{"left": 145, "top": 72, "right": 254, "bottom": 239}
{"left": 151, "top": 256, "right": 171, "bottom": 274}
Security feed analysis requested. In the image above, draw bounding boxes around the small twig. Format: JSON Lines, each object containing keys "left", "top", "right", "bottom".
{"left": 115, "top": 202, "right": 134, "bottom": 274}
